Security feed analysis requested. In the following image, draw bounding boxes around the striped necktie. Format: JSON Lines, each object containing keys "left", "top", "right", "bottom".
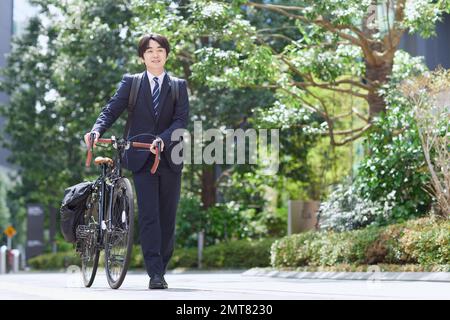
{"left": 152, "top": 76, "right": 160, "bottom": 116}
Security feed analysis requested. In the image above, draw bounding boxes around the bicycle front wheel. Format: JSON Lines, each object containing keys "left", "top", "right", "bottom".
{"left": 80, "top": 192, "right": 100, "bottom": 287}
{"left": 105, "top": 177, "right": 135, "bottom": 289}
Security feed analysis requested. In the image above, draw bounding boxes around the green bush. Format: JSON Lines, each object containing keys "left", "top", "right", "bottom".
{"left": 175, "top": 196, "right": 204, "bottom": 248}
{"left": 168, "top": 238, "right": 274, "bottom": 269}
{"left": 399, "top": 218, "right": 450, "bottom": 265}
{"left": 30, "top": 217, "right": 448, "bottom": 271}
{"left": 133, "top": 238, "right": 274, "bottom": 270}
{"left": 176, "top": 195, "right": 285, "bottom": 248}
{"left": 201, "top": 238, "right": 274, "bottom": 268}
{"left": 271, "top": 216, "right": 449, "bottom": 268}
{"left": 356, "top": 55, "right": 432, "bottom": 224}
{"left": 169, "top": 247, "right": 199, "bottom": 269}
{"left": 28, "top": 251, "right": 80, "bottom": 270}
{"left": 28, "top": 238, "right": 274, "bottom": 270}
{"left": 356, "top": 107, "right": 431, "bottom": 223}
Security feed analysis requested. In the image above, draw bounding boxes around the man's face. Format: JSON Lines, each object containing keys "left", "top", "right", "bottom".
{"left": 141, "top": 39, "right": 168, "bottom": 70}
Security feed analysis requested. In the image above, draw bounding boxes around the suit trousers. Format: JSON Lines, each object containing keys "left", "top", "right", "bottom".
{"left": 132, "top": 153, "right": 182, "bottom": 277}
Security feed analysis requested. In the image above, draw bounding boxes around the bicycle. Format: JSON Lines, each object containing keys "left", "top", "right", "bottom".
{"left": 77, "top": 133, "right": 161, "bottom": 289}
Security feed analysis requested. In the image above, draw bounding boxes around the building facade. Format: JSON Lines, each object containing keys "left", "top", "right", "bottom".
{"left": 0, "top": 0, "right": 14, "bottom": 173}
{"left": 400, "top": 14, "right": 450, "bottom": 69}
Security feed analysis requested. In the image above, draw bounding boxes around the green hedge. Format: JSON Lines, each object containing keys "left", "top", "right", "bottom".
{"left": 271, "top": 217, "right": 449, "bottom": 268}
{"left": 199, "top": 238, "right": 274, "bottom": 269}
{"left": 29, "top": 238, "right": 275, "bottom": 270}
{"left": 137, "top": 238, "right": 274, "bottom": 269}
{"left": 28, "top": 217, "right": 449, "bottom": 271}
{"left": 28, "top": 251, "right": 80, "bottom": 270}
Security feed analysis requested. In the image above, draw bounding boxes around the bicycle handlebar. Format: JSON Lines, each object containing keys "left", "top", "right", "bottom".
{"left": 85, "top": 136, "right": 161, "bottom": 174}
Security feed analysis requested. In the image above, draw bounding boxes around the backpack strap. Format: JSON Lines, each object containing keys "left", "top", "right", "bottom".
{"left": 123, "top": 72, "right": 143, "bottom": 139}
{"left": 169, "top": 75, "right": 180, "bottom": 106}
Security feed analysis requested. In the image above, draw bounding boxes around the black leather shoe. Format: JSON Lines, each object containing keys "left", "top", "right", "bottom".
{"left": 149, "top": 274, "right": 168, "bottom": 289}
{"left": 161, "top": 276, "right": 168, "bottom": 289}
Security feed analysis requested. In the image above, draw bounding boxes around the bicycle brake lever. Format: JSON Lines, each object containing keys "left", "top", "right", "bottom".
{"left": 85, "top": 132, "right": 96, "bottom": 167}
{"left": 150, "top": 140, "right": 161, "bottom": 174}
{"left": 157, "top": 140, "right": 161, "bottom": 160}
{"left": 90, "top": 132, "right": 95, "bottom": 151}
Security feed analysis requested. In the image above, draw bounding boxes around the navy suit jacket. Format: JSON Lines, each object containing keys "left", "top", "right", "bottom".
{"left": 92, "top": 71, "right": 189, "bottom": 173}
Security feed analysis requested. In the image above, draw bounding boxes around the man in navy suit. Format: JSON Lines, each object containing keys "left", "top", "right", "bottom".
{"left": 84, "top": 34, "right": 189, "bottom": 289}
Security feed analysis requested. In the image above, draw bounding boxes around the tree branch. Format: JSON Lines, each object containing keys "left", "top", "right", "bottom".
{"left": 293, "top": 81, "right": 369, "bottom": 99}
{"left": 379, "top": 0, "right": 406, "bottom": 61}
{"left": 352, "top": 107, "right": 370, "bottom": 122}
{"left": 331, "top": 123, "right": 373, "bottom": 146}
{"left": 323, "top": 125, "right": 368, "bottom": 136}
{"left": 278, "top": 53, "right": 374, "bottom": 94}
{"left": 246, "top": 1, "right": 379, "bottom": 64}
{"left": 258, "top": 33, "right": 298, "bottom": 43}
{"left": 331, "top": 111, "right": 353, "bottom": 120}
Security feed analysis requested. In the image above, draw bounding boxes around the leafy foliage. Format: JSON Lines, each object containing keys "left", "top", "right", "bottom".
{"left": 0, "top": 174, "right": 11, "bottom": 233}
{"left": 356, "top": 52, "right": 432, "bottom": 223}
{"left": 29, "top": 239, "right": 275, "bottom": 270}
{"left": 176, "top": 195, "right": 286, "bottom": 248}
{"left": 0, "top": 0, "right": 134, "bottom": 210}
{"left": 271, "top": 216, "right": 449, "bottom": 268}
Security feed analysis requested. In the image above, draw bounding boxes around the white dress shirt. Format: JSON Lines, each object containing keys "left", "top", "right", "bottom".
{"left": 147, "top": 70, "right": 166, "bottom": 95}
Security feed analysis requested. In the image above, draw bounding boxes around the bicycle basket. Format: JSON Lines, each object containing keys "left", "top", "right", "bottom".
{"left": 60, "top": 181, "right": 93, "bottom": 243}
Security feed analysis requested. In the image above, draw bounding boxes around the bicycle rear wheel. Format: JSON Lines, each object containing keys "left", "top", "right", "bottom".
{"left": 79, "top": 192, "right": 100, "bottom": 287}
{"left": 105, "top": 177, "right": 135, "bottom": 289}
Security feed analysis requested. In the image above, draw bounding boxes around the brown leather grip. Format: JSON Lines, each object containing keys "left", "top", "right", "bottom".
{"left": 85, "top": 148, "right": 92, "bottom": 167}
{"left": 131, "top": 141, "right": 160, "bottom": 174}
{"left": 131, "top": 142, "right": 150, "bottom": 148}
{"left": 150, "top": 146, "right": 160, "bottom": 174}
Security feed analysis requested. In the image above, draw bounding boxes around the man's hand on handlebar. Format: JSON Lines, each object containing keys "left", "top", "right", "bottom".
{"left": 150, "top": 137, "right": 164, "bottom": 155}
{"left": 84, "top": 131, "right": 100, "bottom": 148}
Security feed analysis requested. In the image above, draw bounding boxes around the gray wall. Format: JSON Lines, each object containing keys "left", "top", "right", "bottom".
{"left": 0, "top": 0, "right": 14, "bottom": 171}
{"left": 400, "top": 14, "right": 450, "bottom": 69}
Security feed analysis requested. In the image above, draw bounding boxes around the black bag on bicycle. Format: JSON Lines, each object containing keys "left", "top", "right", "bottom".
{"left": 60, "top": 181, "right": 93, "bottom": 243}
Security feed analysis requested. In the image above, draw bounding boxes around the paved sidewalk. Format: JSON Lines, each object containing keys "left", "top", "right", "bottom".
{"left": 0, "top": 270, "right": 449, "bottom": 300}
{"left": 244, "top": 268, "right": 450, "bottom": 282}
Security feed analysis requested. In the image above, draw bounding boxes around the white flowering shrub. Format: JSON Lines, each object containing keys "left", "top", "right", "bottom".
{"left": 356, "top": 52, "right": 432, "bottom": 222}
{"left": 318, "top": 183, "right": 395, "bottom": 232}
{"left": 318, "top": 52, "right": 432, "bottom": 231}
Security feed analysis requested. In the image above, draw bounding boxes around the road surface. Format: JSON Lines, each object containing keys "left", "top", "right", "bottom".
{"left": 0, "top": 270, "right": 449, "bottom": 300}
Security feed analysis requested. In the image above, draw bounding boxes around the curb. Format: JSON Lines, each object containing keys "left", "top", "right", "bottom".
{"left": 243, "top": 268, "right": 450, "bottom": 282}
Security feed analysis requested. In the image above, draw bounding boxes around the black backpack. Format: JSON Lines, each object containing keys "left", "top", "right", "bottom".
{"left": 123, "top": 73, "right": 180, "bottom": 138}
{"left": 60, "top": 181, "right": 93, "bottom": 243}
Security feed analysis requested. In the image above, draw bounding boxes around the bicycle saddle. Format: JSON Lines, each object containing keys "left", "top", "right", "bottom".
{"left": 94, "top": 156, "right": 114, "bottom": 166}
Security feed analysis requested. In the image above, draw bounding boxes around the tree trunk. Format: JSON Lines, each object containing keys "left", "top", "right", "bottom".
{"left": 365, "top": 61, "right": 393, "bottom": 119}
{"left": 201, "top": 165, "right": 216, "bottom": 209}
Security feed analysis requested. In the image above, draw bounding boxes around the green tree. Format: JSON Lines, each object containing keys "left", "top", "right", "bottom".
{"left": 0, "top": 173, "right": 11, "bottom": 233}
{"left": 1, "top": 0, "right": 287, "bottom": 246}
{"left": 189, "top": 0, "right": 450, "bottom": 145}
{"left": 130, "top": 0, "right": 293, "bottom": 209}
{"left": 0, "top": 0, "right": 133, "bottom": 208}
